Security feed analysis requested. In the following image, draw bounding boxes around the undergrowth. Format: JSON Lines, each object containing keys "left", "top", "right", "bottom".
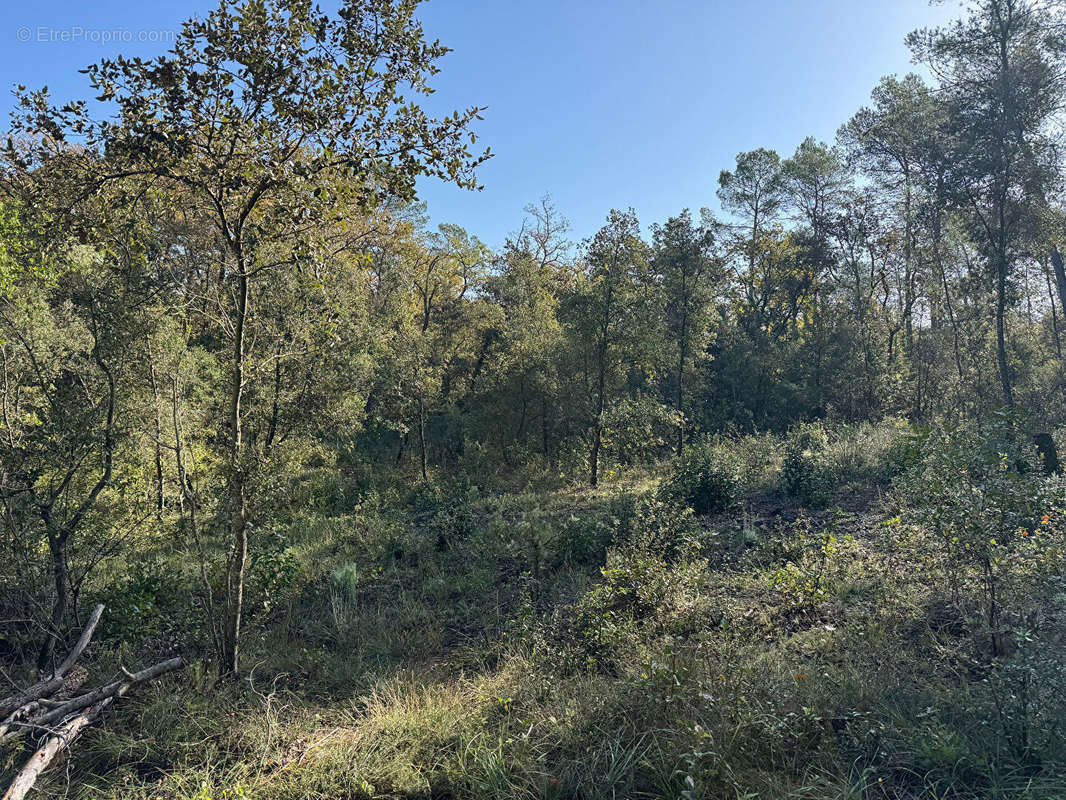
{"left": 6, "top": 419, "right": 1066, "bottom": 799}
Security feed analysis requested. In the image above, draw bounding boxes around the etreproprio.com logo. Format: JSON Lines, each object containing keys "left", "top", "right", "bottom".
{"left": 16, "top": 26, "right": 176, "bottom": 44}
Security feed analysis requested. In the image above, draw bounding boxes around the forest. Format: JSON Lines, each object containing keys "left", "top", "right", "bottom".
{"left": 2, "top": 0, "right": 1066, "bottom": 797}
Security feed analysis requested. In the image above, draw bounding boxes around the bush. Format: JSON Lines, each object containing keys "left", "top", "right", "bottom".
{"left": 662, "top": 438, "right": 743, "bottom": 514}
{"left": 781, "top": 422, "right": 835, "bottom": 506}
{"left": 769, "top": 511, "right": 851, "bottom": 613}
{"left": 248, "top": 527, "right": 301, "bottom": 617}
{"left": 561, "top": 497, "right": 708, "bottom": 672}
{"left": 615, "top": 495, "right": 704, "bottom": 561}
{"left": 601, "top": 396, "right": 683, "bottom": 468}
{"left": 98, "top": 557, "right": 191, "bottom": 645}
{"left": 879, "top": 421, "right": 923, "bottom": 480}
{"left": 410, "top": 476, "right": 479, "bottom": 551}
{"left": 895, "top": 413, "right": 1066, "bottom": 656}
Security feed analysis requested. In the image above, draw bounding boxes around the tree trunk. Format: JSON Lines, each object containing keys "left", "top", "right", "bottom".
{"left": 418, "top": 395, "right": 428, "bottom": 482}
{"left": 146, "top": 338, "right": 165, "bottom": 519}
{"left": 589, "top": 424, "right": 602, "bottom": 487}
{"left": 903, "top": 172, "right": 915, "bottom": 357}
{"left": 590, "top": 279, "right": 613, "bottom": 487}
{"left": 995, "top": 251, "right": 1014, "bottom": 407}
{"left": 36, "top": 338, "right": 116, "bottom": 671}
{"left": 1051, "top": 246, "right": 1066, "bottom": 334}
{"left": 1045, "top": 258, "right": 1063, "bottom": 357}
{"left": 5, "top": 605, "right": 102, "bottom": 718}
{"left": 172, "top": 369, "right": 221, "bottom": 661}
{"left": 541, "top": 394, "right": 550, "bottom": 461}
{"left": 36, "top": 525, "right": 69, "bottom": 672}
{"left": 221, "top": 252, "right": 250, "bottom": 677}
{"left": 676, "top": 344, "right": 686, "bottom": 457}
{"left": 2, "top": 626, "right": 182, "bottom": 800}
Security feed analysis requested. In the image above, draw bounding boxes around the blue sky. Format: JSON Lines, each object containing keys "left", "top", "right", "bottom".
{"left": 2, "top": 0, "right": 960, "bottom": 248}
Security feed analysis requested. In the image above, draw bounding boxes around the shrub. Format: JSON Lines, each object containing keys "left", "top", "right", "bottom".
{"left": 410, "top": 476, "right": 479, "bottom": 551}
{"left": 616, "top": 495, "right": 704, "bottom": 561}
{"left": 99, "top": 557, "right": 191, "bottom": 645}
{"left": 601, "top": 396, "right": 683, "bottom": 467}
{"left": 556, "top": 511, "right": 613, "bottom": 567}
{"left": 879, "top": 421, "right": 923, "bottom": 480}
{"left": 895, "top": 412, "right": 1066, "bottom": 656}
{"left": 769, "top": 511, "right": 850, "bottom": 613}
{"left": 562, "top": 497, "right": 708, "bottom": 671}
{"left": 248, "top": 527, "right": 301, "bottom": 617}
{"left": 781, "top": 422, "right": 835, "bottom": 506}
{"left": 662, "top": 438, "right": 743, "bottom": 515}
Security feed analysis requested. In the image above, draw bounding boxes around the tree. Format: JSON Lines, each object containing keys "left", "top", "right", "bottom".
{"left": 484, "top": 196, "right": 572, "bottom": 462}
{"left": 651, "top": 210, "right": 719, "bottom": 455}
{"left": 782, "top": 137, "right": 851, "bottom": 246}
{"left": 840, "top": 75, "right": 946, "bottom": 383}
{"left": 909, "top": 0, "right": 1066, "bottom": 406}
{"left": 0, "top": 191, "right": 152, "bottom": 669}
{"left": 717, "top": 148, "right": 785, "bottom": 277}
{"left": 780, "top": 139, "right": 852, "bottom": 411}
{"left": 567, "top": 209, "right": 653, "bottom": 486}
{"left": 406, "top": 222, "right": 492, "bottom": 479}
{"left": 12, "top": 0, "right": 489, "bottom": 675}
{"left": 717, "top": 149, "right": 794, "bottom": 340}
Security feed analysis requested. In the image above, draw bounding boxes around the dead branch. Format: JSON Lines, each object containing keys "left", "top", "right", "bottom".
{"left": 0, "top": 604, "right": 103, "bottom": 719}
{"left": 1, "top": 698, "right": 113, "bottom": 800}
{"left": 0, "top": 605, "right": 185, "bottom": 800}
{"left": 1, "top": 657, "right": 183, "bottom": 741}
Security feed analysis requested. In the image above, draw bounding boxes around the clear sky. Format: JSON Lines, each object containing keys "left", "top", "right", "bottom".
{"left": 2, "top": 0, "right": 961, "bottom": 248}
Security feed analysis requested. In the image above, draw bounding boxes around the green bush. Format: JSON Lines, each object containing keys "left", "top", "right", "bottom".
{"left": 410, "top": 476, "right": 479, "bottom": 550}
{"left": 601, "top": 396, "right": 682, "bottom": 467}
{"left": 563, "top": 497, "right": 707, "bottom": 671}
{"left": 879, "top": 421, "right": 923, "bottom": 480}
{"left": 98, "top": 557, "right": 191, "bottom": 645}
{"left": 895, "top": 412, "right": 1066, "bottom": 656}
{"left": 781, "top": 422, "right": 835, "bottom": 506}
{"left": 617, "top": 495, "right": 704, "bottom": 561}
{"left": 662, "top": 439, "right": 743, "bottom": 515}
{"left": 248, "top": 527, "right": 301, "bottom": 617}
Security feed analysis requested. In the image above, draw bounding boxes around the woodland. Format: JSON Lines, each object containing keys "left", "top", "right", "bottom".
{"left": 3, "top": 0, "right": 1066, "bottom": 797}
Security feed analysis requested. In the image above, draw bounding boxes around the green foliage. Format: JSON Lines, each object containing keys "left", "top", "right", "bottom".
{"left": 555, "top": 510, "right": 614, "bottom": 567}
{"left": 770, "top": 512, "right": 848, "bottom": 612}
{"left": 896, "top": 412, "right": 1066, "bottom": 654}
{"left": 564, "top": 497, "right": 707, "bottom": 671}
{"left": 248, "top": 528, "right": 301, "bottom": 618}
{"left": 98, "top": 558, "right": 190, "bottom": 645}
{"left": 0, "top": 201, "right": 46, "bottom": 296}
{"left": 411, "top": 476, "right": 479, "bottom": 550}
{"left": 6, "top": 0, "right": 1066, "bottom": 796}
{"left": 781, "top": 422, "right": 836, "bottom": 506}
{"left": 662, "top": 437, "right": 744, "bottom": 514}
{"left": 601, "top": 396, "right": 681, "bottom": 467}
{"left": 614, "top": 496, "right": 704, "bottom": 561}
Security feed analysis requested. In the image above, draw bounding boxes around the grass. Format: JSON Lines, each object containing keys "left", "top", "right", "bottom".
{"left": 5, "top": 420, "right": 1066, "bottom": 799}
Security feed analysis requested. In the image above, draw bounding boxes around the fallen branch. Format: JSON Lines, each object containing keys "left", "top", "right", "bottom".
{"left": 0, "top": 605, "right": 104, "bottom": 720}
{"left": 1, "top": 698, "right": 113, "bottom": 800}
{"left": 0, "top": 605, "right": 185, "bottom": 800}
{"left": 1, "top": 657, "right": 183, "bottom": 741}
